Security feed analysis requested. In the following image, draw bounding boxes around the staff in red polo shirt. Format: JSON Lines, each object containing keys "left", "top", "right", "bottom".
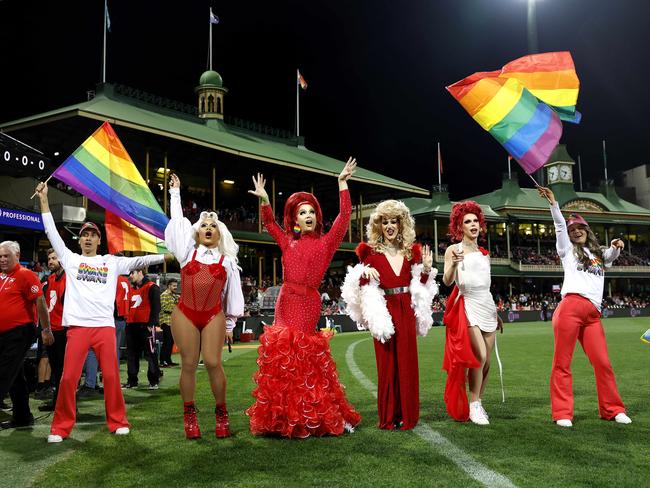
{"left": 39, "top": 248, "right": 67, "bottom": 412}
{"left": 0, "top": 241, "right": 53, "bottom": 429}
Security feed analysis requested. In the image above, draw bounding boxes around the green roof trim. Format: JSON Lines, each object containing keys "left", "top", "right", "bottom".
{"left": 0, "top": 84, "right": 427, "bottom": 196}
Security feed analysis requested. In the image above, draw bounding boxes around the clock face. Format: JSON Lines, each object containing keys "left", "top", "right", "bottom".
{"left": 559, "top": 164, "right": 572, "bottom": 181}
{"left": 548, "top": 166, "right": 559, "bottom": 182}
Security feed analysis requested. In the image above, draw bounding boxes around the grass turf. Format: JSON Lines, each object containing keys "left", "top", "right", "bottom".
{"left": 1, "top": 317, "right": 649, "bottom": 487}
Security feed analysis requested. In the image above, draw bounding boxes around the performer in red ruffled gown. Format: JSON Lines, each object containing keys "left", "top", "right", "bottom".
{"left": 245, "top": 158, "right": 361, "bottom": 438}
{"left": 341, "top": 200, "right": 439, "bottom": 430}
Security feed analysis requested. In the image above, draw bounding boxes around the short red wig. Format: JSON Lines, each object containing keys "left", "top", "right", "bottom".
{"left": 448, "top": 200, "right": 487, "bottom": 242}
{"left": 283, "top": 192, "right": 323, "bottom": 238}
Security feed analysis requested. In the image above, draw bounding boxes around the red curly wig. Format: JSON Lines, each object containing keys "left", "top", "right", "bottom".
{"left": 448, "top": 200, "right": 487, "bottom": 242}
{"left": 283, "top": 192, "right": 323, "bottom": 238}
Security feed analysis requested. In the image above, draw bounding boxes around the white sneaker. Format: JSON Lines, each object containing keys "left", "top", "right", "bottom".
{"left": 47, "top": 434, "right": 63, "bottom": 443}
{"left": 114, "top": 427, "right": 130, "bottom": 435}
{"left": 344, "top": 422, "right": 355, "bottom": 434}
{"left": 469, "top": 401, "right": 489, "bottom": 425}
{"left": 478, "top": 400, "right": 489, "bottom": 420}
{"left": 556, "top": 419, "right": 573, "bottom": 428}
{"left": 614, "top": 413, "right": 632, "bottom": 424}
{"left": 148, "top": 384, "right": 159, "bottom": 390}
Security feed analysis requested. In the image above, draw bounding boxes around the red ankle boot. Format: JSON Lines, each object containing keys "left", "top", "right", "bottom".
{"left": 184, "top": 404, "right": 201, "bottom": 440}
{"left": 215, "top": 404, "right": 231, "bottom": 438}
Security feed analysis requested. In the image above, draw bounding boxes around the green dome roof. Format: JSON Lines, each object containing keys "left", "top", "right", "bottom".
{"left": 199, "top": 70, "right": 223, "bottom": 87}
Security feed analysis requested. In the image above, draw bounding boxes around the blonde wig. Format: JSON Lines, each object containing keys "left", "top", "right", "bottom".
{"left": 365, "top": 200, "right": 416, "bottom": 260}
{"left": 192, "top": 211, "right": 239, "bottom": 264}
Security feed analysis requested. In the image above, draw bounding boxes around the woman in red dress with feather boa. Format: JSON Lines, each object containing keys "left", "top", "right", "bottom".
{"left": 342, "top": 200, "right": 438, "bottom": 430}
{"left": 245, "top": 158, "right": 361, "bottom": 438}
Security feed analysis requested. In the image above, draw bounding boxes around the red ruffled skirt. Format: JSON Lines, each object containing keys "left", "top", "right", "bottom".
{"left": 246, "top": 325, "right": 361, "bottom": 438}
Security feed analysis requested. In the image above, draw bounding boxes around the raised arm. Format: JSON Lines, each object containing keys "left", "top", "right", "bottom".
{"left": 164, "top": 174, "right": 195, "bottom": 264}
{"left": 248, "top": 173, "right": 289, "bottom": 249}
{"left": 35, "top": 182, "right": 72, "bottom": 267}
{"left": 325, "top": 158, "right": 357, "bottom": 248}
{"left": 443, "top": 244, "right": 462, "bottom": 287}
{"left": 538, "top": 187, "right": 571, "bottom": 258}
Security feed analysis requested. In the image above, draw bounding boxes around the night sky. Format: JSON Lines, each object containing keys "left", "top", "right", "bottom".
{"left": 1, "top": 0, "right": 648, "bottom": 200}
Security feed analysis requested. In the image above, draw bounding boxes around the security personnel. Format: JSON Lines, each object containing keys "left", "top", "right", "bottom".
{"left": 124, "top": 268, "right": 161, "bottom": 389}
{"left": 40, "top": 248, "right": 67, "bottom": 411}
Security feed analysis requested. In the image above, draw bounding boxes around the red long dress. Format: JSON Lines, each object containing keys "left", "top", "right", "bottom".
{"left": 246, "top": 190, "right": 361, "bottom": 438}
{"left": 359, "top": 243, "right": 425, "bottom": 430}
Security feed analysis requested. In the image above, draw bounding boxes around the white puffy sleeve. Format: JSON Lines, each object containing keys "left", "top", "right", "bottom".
{"left": 164, "top": 187, "right": 195, "bottom": 268}
{"left": 550, "top": 202, "right": 572, "bottom": 259}
{"left": 221, "top": 256, "right": 244, "bottom": 332}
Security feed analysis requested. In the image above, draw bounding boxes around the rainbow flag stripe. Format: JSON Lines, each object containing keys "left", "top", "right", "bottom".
{"left": 53, "top": 122, "right": 169, "bottom": 239}
{"left": 105, "top": 210, "right": 168, "bottom": 254}
{"left": 446, "top": 52, "right": 580, "bottom": 175}
{"left": 500, "top": 52, "right": 581, "bottom": 123}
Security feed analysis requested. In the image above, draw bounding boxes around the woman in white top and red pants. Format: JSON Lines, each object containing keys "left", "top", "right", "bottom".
{"left": 538, "top": 186, "right": 631, "bottom": 428}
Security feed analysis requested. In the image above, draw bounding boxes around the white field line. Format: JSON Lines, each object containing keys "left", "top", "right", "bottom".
{"left": 345, "top": 339, "right": 517, "bottom": 488}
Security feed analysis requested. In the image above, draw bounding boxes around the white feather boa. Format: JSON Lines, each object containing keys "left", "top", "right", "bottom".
{"left": 340, "top": 263, "right": 366, "bottom": 327}
{"left": 341, "top": 263, "right": 394, "bottom": 343}
{"left": 341, "top": 263, "right": 439, "bottom": 342}
{"left": 409, "top": 264, "right": 439, "bottom": 337}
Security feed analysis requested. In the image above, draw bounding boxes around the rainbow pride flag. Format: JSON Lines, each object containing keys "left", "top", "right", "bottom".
{"left": 446, "top": 52, "right": 580, "bottom": 174}
{"left": 105, "top": 210, "right": 168, "bottom": 254}
{"left": 53, "top": 122, "right": 169, "bottom": 239}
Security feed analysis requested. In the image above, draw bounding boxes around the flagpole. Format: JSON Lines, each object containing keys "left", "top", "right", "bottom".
{"left": 296, "top": 69, "right": 300, "bottom": 138}
{"left": 436, "top": 142, "right": 441, "bottom": 186}
{"left": 507, "top": 156, "right": 512, "bottom": 179}
{"left": 209, "top": 8, "right": 213, "bottom": 71}
{"left": 102, "top": 0, "right": 107, "bottom": 83}
{"left": 578, "top": 154, "right": 583, "bottom": 191}
{"left": 602, "top": 139, "right": 608, "bottom": 182}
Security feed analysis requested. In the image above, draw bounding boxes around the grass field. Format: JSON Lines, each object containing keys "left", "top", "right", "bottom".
{"left": 2, "top": 317, "right": 649, "bottom": 488}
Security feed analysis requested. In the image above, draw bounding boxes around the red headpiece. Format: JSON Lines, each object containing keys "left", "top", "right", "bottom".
{"left": 283, "top": 192, "right": 323, "bottom": 238}
{"left": 566, "top": 212, "right": 589, "bottom": 229}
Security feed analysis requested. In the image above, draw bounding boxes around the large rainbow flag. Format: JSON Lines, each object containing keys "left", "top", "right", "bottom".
{"left": 105, "top": 210, "right": 168, "bottom": 254}
{"left": 446, "top": 52, "right": 580, "bottom": 175}
{"left": 53, "top": 122, "right": 169, "bottom": 239}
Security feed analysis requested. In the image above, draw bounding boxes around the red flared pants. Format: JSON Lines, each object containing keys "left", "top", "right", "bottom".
{"left": 550, "top": 294, "right": 626, "bottom": 421}
{"left": 51, "top": 326, "right": 129, "bottom": 437}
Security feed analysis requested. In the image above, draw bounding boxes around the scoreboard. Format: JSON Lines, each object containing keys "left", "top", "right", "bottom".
{"left": 0, "top": 132, "right": 51, "bottom": 177}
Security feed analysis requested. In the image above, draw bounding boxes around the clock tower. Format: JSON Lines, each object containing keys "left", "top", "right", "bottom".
{"left": 545, "top": 144, "right": 575, "bottom": 186}
{"left": 543, "top": 144, "right": 579, "bottom": 205}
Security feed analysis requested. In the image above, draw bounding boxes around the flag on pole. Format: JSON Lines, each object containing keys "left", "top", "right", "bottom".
{"left": 105, "top": 210, "right": 168, "bottom": 254}
{"left": 446, "top": 52, "right": 580, "bottom": 175}
{"left": 210, "top": 8, "right": 219, "bottom": 24}
{"left": 53, "top": 122, "right": 169, "bottom": 240}
{"left": 297, "top": 70, "right": 308, "bottom": 90}
{"left": 105, "top": 0, "right": 111, "bottom": 32}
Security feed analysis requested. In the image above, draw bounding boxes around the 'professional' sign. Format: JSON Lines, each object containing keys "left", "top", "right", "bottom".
{"left": 0, "top": 207, "right": 44, "bottom": 230}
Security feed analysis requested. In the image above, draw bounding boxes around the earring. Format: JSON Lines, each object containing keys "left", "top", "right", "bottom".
{"left": 396, "top": 234, "right": 403, "bottom": 243}
{"left": 293, "top": 224, "right": 302, "bottom": 237}
{"left": 378, "top": 234, "right": 384, "bottom": 244}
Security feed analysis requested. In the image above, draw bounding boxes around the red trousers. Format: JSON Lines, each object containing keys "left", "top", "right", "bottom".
{"left": 373, "top": 302, "right": 419, "bottom": 430}
{"left": 550, "top": 294, "right": 626, "bottom": 421}
{"left": 51, "top": 326, "right": 129, "bottom": 437}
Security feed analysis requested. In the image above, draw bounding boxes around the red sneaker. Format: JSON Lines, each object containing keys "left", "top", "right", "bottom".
{"left": 214, "top": 404, "right": 231, "bottom": 438}
{"left": 184, "top": 404, "right": 201, "bottom": 440}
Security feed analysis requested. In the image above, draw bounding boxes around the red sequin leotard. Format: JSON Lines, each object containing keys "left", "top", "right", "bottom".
{"left": 246, "top": 190, "right": 361, "bottom": 438}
